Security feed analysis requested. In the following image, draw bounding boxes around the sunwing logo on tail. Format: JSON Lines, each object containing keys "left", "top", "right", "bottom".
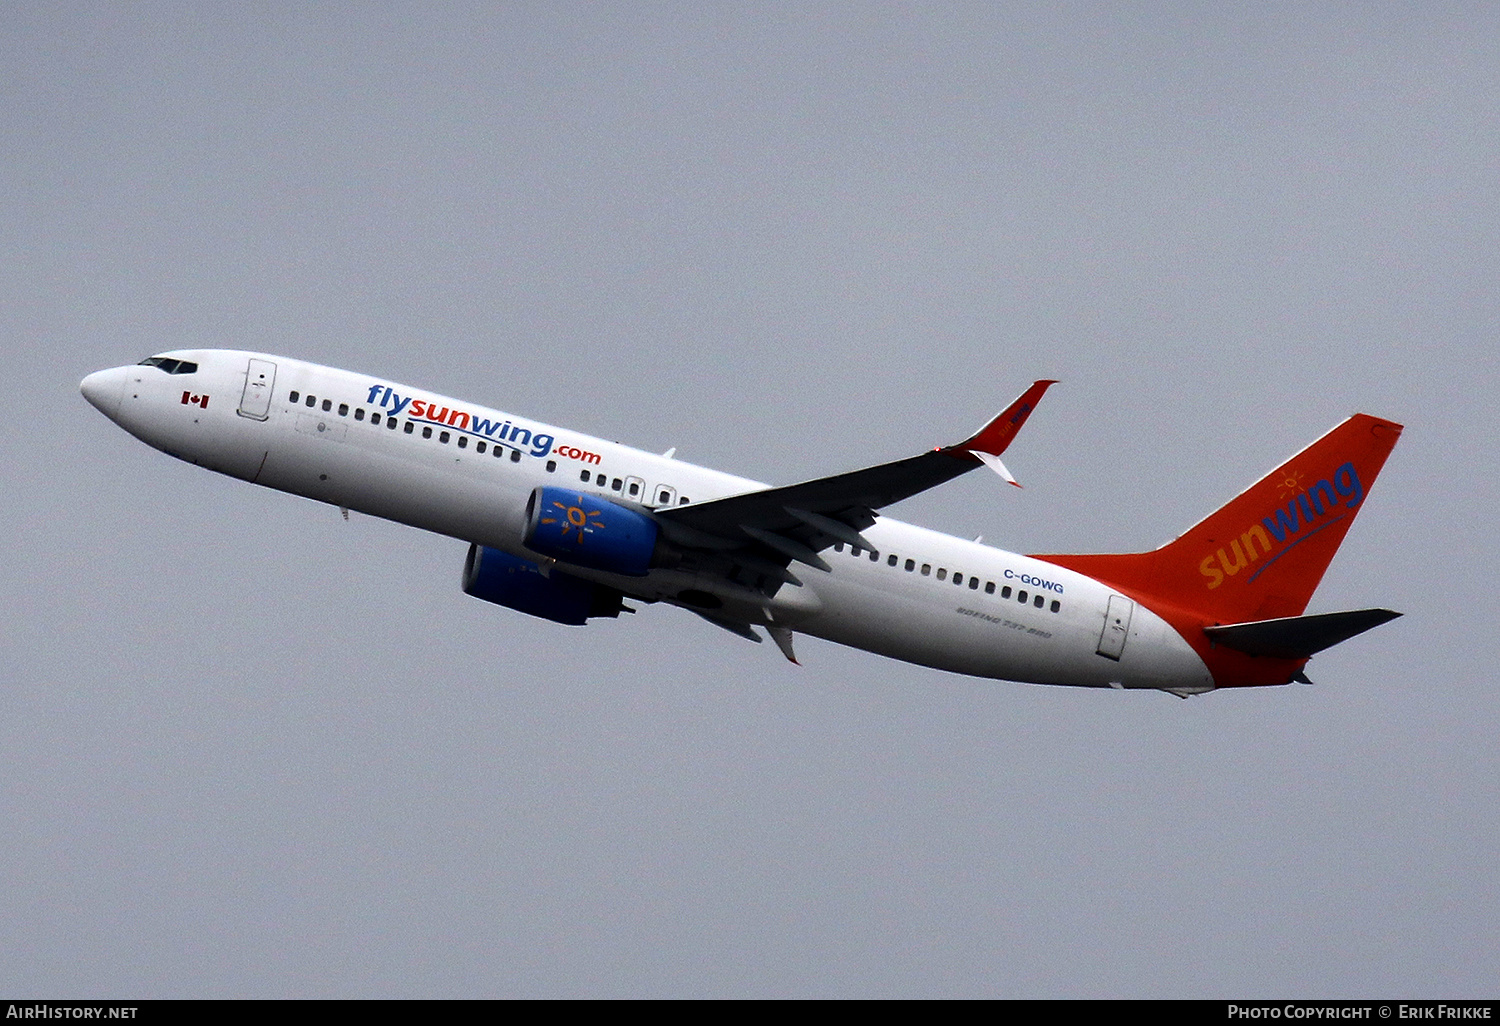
{"left": 1199, "top": 462, "right": 1364, "bottom": 589}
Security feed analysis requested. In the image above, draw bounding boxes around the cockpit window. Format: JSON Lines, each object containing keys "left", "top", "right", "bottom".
{"left": 137, "top": 357, "right": 199, "bottom": 375}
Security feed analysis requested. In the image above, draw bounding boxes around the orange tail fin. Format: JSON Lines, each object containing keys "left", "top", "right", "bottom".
{"left": 1038, "top": 414, "right": 1403, "bottom": 625}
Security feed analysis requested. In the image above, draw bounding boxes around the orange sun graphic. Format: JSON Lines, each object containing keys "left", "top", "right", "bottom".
{"left": 1276, "top": 469, "right": 1304, "bottom": 500}
{"left": 539, "top": 496, "right": 607, "bottom": 544}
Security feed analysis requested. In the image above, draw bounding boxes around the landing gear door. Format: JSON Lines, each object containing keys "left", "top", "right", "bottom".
{"left": 238, "top": 358, "right": 276, "bottom": 421}
{"left": 1096, "top": 594, "right": 1134, "bottom": 661}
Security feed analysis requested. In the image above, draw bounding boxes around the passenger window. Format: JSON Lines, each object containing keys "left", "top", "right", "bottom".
{"left": 611, "top": 478, "right": 622, "bottom": 491}
{"left": 953, "top": 573, "right": 963, "bottom": 585}
{"left": 511, "top": 450, "right": 521, "bottom": 463}
{"left": 658, "top": 490, "right": 671, "bottom": 504}
{"left": 371, "top": 412, "right": 381, "bottom": 425}
{"left": 1001, "top": 586, "right": 1012, "bottom": 599}
{"left": 680, "top": 497, "right": 689, "bottom": 504}
{"left": 457, "top": 436, "right": 467, "bottom": 448}
{"left": 921, "top": 564, "right": 931, "bottom": 576}
{"left": 628, "top": 482, "right": 639, "bottom": 497}
{"left": 338, "top": 403, "right": 349, "bottom": 417}
{"left": 834, "top": 542, "right": 844, "bottom": 552}
{"left": 306, "top": 395, "right": 316, "bottom": 408}
{"left": 439, "top": 431, "right": 450, "bottom": 443}
{"left": 322, "top": 399, "right": 332, "bottom": 412}
{"left": 969, "top": 578, "right": 980, "bottom": 590}
{"left": 387, "top": 418, "right": 397, "bottom": 430}
{"left": 402, "top": 421, "right": 413, "bottom": 434}
{"left": 851, "top": 546, "right": 862, "bottom": 558}
{"left": 580, "top": 470, "right": 591, "bottom": 482}
{"left": 887, "top": 554, "right": 897, "bottom": 567}
{"left": 545, "top": 458, "right": 555, "bottom": 471}
{"left": 869, "top": 550, "right": 878, "bottom": 562}
{"left": 476, "top": 441, "right": 486, "bottom": 454}
{"left": 597, "top": 473, "right": 606, "bottom": 486}
{"left": 1050, "top": 600, "right": 1061, "bottom": 613}
{"left": 422, "top": 426, "right": 432, "bottom": 439}
{"left": 1018, "top": 590, "right": 1028, "bottom": 603}
{"left": 985, "top": 582, "right": 995, "bottom": 594}
{"left": 354, "top": 408, "right": 365, "bottom": 421}
{"left": 905, "top": 559, "right": 915, "bottom": 571}
{"left": 289, "top": 390, "right": 300, "bottom": 403}
{"left": 936, "top": 568, "right": 947, "bottom": 581}
{"left": 1034, "top": 594, "right": 1045, "bottom": 608}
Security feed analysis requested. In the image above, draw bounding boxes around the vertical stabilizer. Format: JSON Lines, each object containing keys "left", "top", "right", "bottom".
{"left": 1038, "top": 414, "right": 1402, "bottom": 626}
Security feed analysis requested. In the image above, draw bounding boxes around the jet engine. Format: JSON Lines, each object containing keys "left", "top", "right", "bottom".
{"left": 522, "top": 486, "right": 661, "bottom": 577}
{"left": 462, "top": 545, "right": 627, "bottom": 625}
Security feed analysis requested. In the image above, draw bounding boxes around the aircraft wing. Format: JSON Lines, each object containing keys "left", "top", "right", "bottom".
{"left": 652, "top": 380, "right": 1054, "bottom": 585}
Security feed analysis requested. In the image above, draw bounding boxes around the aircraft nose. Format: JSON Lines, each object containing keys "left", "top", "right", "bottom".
{"left": 80, "top": 367, "right": 126, "bottom": 418}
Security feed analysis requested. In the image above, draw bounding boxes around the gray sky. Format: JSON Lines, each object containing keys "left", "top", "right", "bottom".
{"left": 4, "top": 2, "right": 1496, "bottom": 998}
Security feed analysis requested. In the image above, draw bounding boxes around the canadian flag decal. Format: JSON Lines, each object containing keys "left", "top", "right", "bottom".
{"left": 181, "top": 391, "right": 209, "bottom": 409}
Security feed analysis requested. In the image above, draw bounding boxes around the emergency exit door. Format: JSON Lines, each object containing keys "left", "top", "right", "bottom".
{"left": 1096, "top": 594, "right": 1134, "bottom": 661}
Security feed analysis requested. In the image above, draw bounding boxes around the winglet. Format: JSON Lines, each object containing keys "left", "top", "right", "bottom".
{"left": 971, "top": 450, "right": 1022, "bottom": 487}
{"left": 947, "top": 380, "right": 1057, "bottom": 459}
{"left": 766, "top": 624, "right": 800, "bottom": 665}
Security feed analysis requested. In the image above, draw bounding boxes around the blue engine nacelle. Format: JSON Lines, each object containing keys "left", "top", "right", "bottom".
{"left": 462, "top": 545, "right": 627, "bottom": 625}
{"left": 522, "top": 486, "right": 660, "bottom": 577}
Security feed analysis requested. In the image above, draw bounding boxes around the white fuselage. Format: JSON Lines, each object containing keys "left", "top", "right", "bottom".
{"left": 81, "top": 350, "right": 1214, "bottom": 693}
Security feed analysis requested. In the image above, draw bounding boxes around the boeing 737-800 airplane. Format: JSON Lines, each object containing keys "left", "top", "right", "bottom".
{"left": 81, "top": 351, "right": 1402, "bottom": 696}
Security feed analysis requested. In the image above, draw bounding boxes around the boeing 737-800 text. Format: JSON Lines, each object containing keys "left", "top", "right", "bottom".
{"left": 81, "top": 351, "right": 1402, "bottom": 696}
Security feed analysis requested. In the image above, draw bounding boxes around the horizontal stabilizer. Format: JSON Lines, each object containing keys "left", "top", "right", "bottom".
{"left": 1204, "top": 608, "right": 1401, "bottom": 659}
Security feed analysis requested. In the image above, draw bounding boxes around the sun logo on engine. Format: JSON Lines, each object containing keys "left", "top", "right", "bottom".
{"left": 540, "top": 495, "right": 606, "bottom": 544}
